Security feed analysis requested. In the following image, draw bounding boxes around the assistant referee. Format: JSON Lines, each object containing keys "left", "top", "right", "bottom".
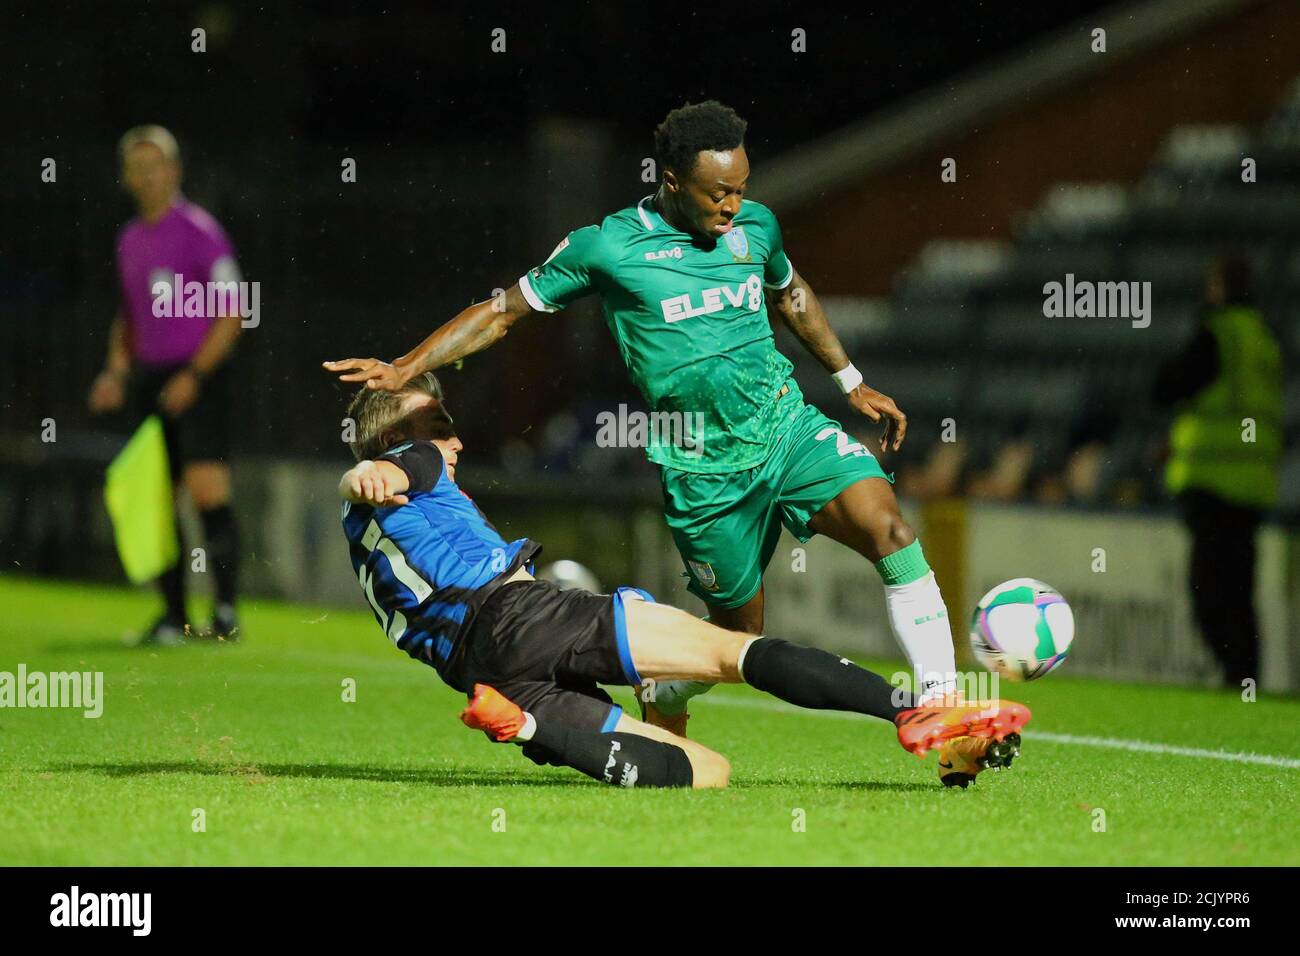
{"left": 87, "top": 125, "right": 245, "bottom": 644}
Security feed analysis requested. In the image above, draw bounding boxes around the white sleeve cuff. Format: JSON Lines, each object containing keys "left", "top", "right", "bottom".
{"left": 517, "top": 273, "right": 558, "bottom": 313}
{"left": 764, "top": 259, "right": 795, "bottom": 290}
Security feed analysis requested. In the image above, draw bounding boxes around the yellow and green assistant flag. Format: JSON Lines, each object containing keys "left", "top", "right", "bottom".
{"left": 104, "top": 415, "right": 178, "bottom": 583}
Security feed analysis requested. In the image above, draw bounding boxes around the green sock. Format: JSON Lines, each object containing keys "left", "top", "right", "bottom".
{"left": 874, "top": 539, "right": 930, "bottom": 586}
{"left": 875, "top": 539, "right": 958, "bottom": 700}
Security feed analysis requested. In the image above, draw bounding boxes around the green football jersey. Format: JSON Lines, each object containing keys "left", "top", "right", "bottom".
{"left": 518, "top": 195, "right": 804, "bottom": 474}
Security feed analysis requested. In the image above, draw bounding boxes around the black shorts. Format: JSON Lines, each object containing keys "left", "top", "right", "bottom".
{"left": 127, "top": 362, "right": 234, "bottom": 474}
{"left": 450, "top": 579, "right": 652, "bottom": 733}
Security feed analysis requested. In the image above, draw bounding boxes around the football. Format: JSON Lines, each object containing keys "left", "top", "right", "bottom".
{"left": 970, "top": 578, "right": 1075, "bottom": 681}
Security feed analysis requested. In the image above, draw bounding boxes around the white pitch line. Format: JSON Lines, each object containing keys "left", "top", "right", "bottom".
{"left": 1024, "top": 731, "right": 1300, "bottom": 769}
{"left": 699, "top": 695, "right": 1300, "bottom": 770}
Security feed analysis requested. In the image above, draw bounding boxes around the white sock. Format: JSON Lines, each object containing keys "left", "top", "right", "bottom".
{"left": 513, "top": 711, "right": 537, "bottom": 742}
{"left": 647, "top": 679, "right": 714, "bottom": 716}
{"left": 883, "top": 570, "right": 958, "bottom": 703}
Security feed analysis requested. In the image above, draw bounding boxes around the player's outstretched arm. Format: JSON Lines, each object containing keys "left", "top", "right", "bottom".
{"left": 323, "top": 283, "right": 535, "bottom": 391}
{"left": 339, "top": 460, "right": 410, "bottom": 507}
{"left": 769, "top": 269, "right": 908, "bottom": 452}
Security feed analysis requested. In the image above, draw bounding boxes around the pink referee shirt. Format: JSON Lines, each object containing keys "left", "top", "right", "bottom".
{"left": 116, "top": 198, "right": 240, "bottom": 366}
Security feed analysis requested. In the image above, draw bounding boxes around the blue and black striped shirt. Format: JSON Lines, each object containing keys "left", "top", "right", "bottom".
{"left": 342, "top": 441, "right": 540, "bottom": 680}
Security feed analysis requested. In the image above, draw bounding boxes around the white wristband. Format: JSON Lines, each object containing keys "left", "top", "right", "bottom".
{"left": 831, "top": 363, "right": 863, "bottom": 394}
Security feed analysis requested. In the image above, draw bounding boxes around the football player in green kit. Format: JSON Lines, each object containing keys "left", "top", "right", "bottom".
{"left": 326, "top": 101, "right": 1002, "bottom": 787}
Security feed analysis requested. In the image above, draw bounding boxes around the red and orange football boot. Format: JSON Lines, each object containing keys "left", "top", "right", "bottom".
{"left": 893, "top": 698, "right": 1031, "bottom": 757}
{"left": 459, "top": 683, "right": 526, "bottom": 742}
{"left": 937, "top": 733, "right": 1023, "bottom": 788}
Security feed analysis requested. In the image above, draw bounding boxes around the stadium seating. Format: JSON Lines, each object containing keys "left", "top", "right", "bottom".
{"left": 789, "top": 75, "right": 1300, "bottom": 515}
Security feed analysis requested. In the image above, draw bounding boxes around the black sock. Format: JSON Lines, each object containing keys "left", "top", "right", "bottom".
{"left": 525, "top": 724, "right": 694, "bottom": 788}
{"left": 740, "top": 637, "right": 915, "bottom": 721}
{"left": 157, "top": 559, "right": 187, "bottom": 624}
{"left": 199, "top": 505, "right": 240, "bottom": 608}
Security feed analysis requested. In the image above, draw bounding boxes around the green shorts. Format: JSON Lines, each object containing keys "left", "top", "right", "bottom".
{"left": 660, "top": 402, "right": 893, "bottom": 609}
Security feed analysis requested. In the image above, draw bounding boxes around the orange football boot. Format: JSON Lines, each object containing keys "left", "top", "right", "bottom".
{"left": 459, "top": 683, "right": 526, "bottom": 742}
{"left": 938, "top": 733, "right": 1022, "bottom": 788}
{"left": 894, "top": 699, "right": 1031, "bottom": 757}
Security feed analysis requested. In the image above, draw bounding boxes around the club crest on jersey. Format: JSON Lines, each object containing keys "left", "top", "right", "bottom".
{"left": 723, "top": 225, "right": 750, "bottom": 261}
{"left": 687, "top": 560, "right": 719, "bottom": 591}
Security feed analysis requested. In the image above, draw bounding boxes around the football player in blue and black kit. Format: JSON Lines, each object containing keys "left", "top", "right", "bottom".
{"left": 338, "top": 372, "right": 1031, "bottom": 789}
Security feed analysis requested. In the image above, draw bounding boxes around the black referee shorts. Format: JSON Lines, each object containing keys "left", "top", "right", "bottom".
{"left": 127, "top": 362, "right": 234, "bottom": 475}
{"left": 452, "top": 579, "right": 653, "bottom": 734}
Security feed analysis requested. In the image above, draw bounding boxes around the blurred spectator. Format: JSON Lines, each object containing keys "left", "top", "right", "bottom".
{"left": 967, "top": 437, "right": 1035, "bottom": 501}
{"left": 1153, "top": 255, "right": 1283, "bottom": 687}
{"left": 1031, "top": 410, "right": 1121, "bottom": 506}
{"left": 897, "top": 440, "right": 968, "bottom": 500}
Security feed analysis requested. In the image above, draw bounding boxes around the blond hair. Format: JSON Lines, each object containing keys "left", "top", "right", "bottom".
{"left": 345, "top": 372, "right": 446, "bottom": 461}
{"left": 119, "top": 125, "right": 181, "bottom": 165}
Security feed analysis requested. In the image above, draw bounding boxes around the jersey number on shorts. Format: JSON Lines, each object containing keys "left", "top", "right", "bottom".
{"left": 815, "top": 426, "right": 870, "bottom": 458}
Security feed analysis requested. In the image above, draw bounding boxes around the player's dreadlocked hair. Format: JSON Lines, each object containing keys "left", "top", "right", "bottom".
{"left": 654, "top": 100, "right": 748, "bottom": 179}
{"left": 346, "top": 371, "right": 445, "bottom": 462}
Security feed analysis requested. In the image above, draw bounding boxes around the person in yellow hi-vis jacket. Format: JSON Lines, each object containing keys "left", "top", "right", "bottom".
{"left": 1154, "top": 256, "right": 1283, "bottom": 687}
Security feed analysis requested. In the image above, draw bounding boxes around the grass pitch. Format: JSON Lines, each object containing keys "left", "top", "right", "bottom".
{"left": 1, "top": 575, "right": 1296, "bottom": 866}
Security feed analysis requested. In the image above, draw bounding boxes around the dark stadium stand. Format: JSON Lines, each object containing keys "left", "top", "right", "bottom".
{"left": 788, "top": 76, "right": 1300, "bottom": 515}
